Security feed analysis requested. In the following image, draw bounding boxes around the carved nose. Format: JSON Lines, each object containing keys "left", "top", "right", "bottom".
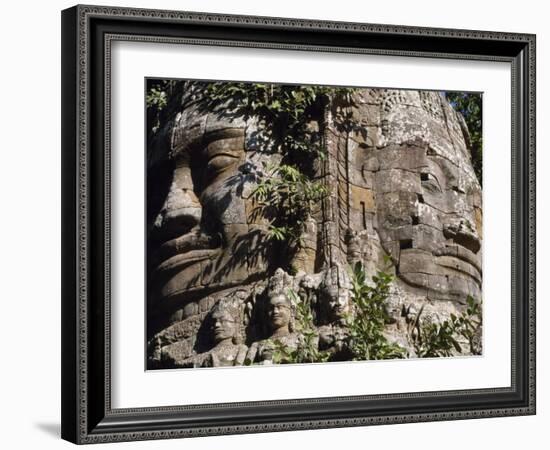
{"left": 154, "top": 164, "right": 202, "bottom": 238}
{"left": 156, "top": 188, "right": 202, "bottom": 234}
{"left": 443, "top": 219, "right": 481, "bottom": 254}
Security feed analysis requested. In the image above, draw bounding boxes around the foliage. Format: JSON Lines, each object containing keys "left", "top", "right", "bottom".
{"left": 146, "top": 80, "right": 178, "bottom": 135}
{"left": 345, "top": 262, "right": 407, "bottom": 360}
{"left": 270, "top": 290, "right": 331, "bottom": 364}
{"left": 446, "top": 92, "right": 483, "bottom": 185}
{"left": 408, "top": 296, "right": 482, "bottom": 357}
{"left": 269, "top": 263, "right": 407, "bottom": 364}
{"left": 146, "top": 86, "right": 168, "bottom": 110}
{"left": 263, "top": 266, "right": 482, "bottom": 365}
{"left": 251, "top": 164, "right": 327, "bottom": 245}
{"left": 198, "top": 82, "right": 358, "bottom": 163}
{"left": 458, "top": 296, "right": 483, "bottom": 355}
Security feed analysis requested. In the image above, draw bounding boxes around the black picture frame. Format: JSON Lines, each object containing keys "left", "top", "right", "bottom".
{"left": 61, "top": 4, "right": 536, "bottom": 444}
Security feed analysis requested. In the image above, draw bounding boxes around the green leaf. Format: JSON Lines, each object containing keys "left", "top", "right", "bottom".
{"left": 451, "top": 338, "right": 463, "bottom": 353}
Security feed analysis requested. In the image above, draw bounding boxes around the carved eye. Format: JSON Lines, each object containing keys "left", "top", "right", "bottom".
{"left": 207, "top": 153, "right": 239, "bottom": 172}
{"left": 420, "top": 172, "right": 441, "bottom": 192}
{"left": 204, "top": 138, "right": 242, "bottom": 179}
{"left": 204, "top": 151, "right": 241, "bottom": 183}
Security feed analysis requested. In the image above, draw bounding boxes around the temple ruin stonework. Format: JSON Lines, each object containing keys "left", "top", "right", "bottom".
{"left": 146, "top": 82, "right": 482, "bottom": 368}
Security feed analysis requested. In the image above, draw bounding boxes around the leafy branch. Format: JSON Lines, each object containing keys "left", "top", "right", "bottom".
{"left": 251, "top": 163, "right": 327, "bottom": 246}
{"left": 270, "top": 290, "right": 330, "bottom": 364}
{"left": 345, "top": 262, "right": 407, "bottom": 360}
{"left": 408, "top": 296, "right": 482, "bottom": 358}
{"left": 446, "top": 92, "right": 482, "bottom": 185}
{"left": 199, "top": 82, "right": 358, "bottom": 162}
{"left": 146, "top": 80, "right": 180, "bottom": 136}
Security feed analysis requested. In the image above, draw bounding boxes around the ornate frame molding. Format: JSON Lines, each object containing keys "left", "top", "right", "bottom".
{"left": 61, "top": 4, "right": 536, "bottom": 444}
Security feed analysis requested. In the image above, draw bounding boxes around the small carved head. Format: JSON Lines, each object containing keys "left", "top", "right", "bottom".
{"left": 319, "top": 266, "right": 353, "bottom": 324}
{"left": 210, "top": 298, "right": 244, "bottom": 345}
{"left": 268, "top": 293, "right": 293, "bottom": 332}
{"left": 266, "top": 268, "right": 296, "bottom": 334}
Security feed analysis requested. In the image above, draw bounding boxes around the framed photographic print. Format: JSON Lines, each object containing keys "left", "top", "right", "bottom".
{"left": 61, "top": 4, "right": 536, "bottom": 444}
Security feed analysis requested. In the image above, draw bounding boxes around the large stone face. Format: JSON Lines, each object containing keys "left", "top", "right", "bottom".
{"left": 146, "top": 84, "right": 482, "bottom": 368}
{"left": 340, "top": 89, "right": 482, "bottom": 301}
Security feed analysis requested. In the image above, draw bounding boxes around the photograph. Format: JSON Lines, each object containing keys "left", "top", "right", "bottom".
{"left": 145, "top": 80, "right": 484, "bottom": 370}
{"left": 58, "top": 4, "right": 536, "bottom": 443}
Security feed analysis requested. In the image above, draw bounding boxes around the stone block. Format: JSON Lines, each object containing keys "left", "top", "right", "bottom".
{"left": 171, "top": 105, "right": 207, "bottom": 155}
{"left": 375, "top": 145, "right": 428, "bottom": 171}
{"left": 398, "top": 248, "right": 435, "bottom": 274}
{"left": 375, "top": 168, "right": 421, "bottom": 194}
{"left": 349, "top": 185, "right": 376, "bottom": 212}
{"left": 413, "top": 224, "right": 445, "bottom": 253}
{"left": 161, "top": 339, "right": 194, "bottom": 365}
{"left": 416, "top": 203, "right": 443, "bottom": 230}
{"left": 156, "top": 314, "right": 203, "bottom": 346}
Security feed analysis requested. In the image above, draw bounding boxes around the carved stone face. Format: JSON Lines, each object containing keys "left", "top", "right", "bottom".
{"left": 353, "top": 89, "right": 482, "bottom": 302}
{"left": 149, "top": 107, "right": 268, "bottom": 306}
{"left": 211, "top": 310, "right": 238, "bottom": 344}
{"left": 375, "top": 146, "right": 482, "bottom": 301}
{"left": 325, "top": 286, "right": 351, "bottom": 322}
{"left": 268, "top": 294, "right": 292, "bottom": 331}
